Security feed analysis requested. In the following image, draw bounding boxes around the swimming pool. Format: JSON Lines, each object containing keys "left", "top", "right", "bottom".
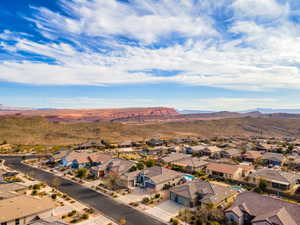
{"left": 231, "top": 185, "right": 242, "bottom": 191}
{"left": 184, "top": 175, "right": 195, "bottom": 180}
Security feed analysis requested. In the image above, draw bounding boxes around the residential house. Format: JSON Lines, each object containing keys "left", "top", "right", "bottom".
{"left": 75, "top": 141, "right": 105, "bottom": 150}
{"left": 27, "top": 217, "right": 67, "bottom": 225}
{"left": 248, "top": 168, "right": 300, "bottom": 191}
{"left": 206, "top": 163, "right": 248, "bottom": 180}
{"left": 243, "top": 151, "right": 262, "bottom": 162}
{"left": 147, "top": 138, "right": 164, "bottom": 147}
{"left": 90, "top": 158, "right": 135, "bottom": 179}
{"left": 0, "top": 183, "right": 27, "bottom": 199}
{"left": 185, "top": 145, "right": 222, "bottom": 158}
{"left": 261, "top": 152, "right": 285, "bottom": 167}
{"left": 184, "top": 145, "right": 207, "bottom": 154}
{"left": 0, "top": 196, "right": 55, "bottom": 225}
{"left": 288, "top": 156, "right": 300, "bottom": 170}
{"left": 238, "top": 163, "right": 255, "bottom": 177}
{"left": 220, "top": 149, "right": 241, "bottom": 158}
{"left": 225, "top": 192, "right": 300, "bottom": 225}
{"left": 202, "top": 146, "right": 222, "bottom": 158}
{"left": 142, "top": 146, "right": 169, "bottom": 156}
{"left": 47, "top": 150, "right": 72, "bottom": 164}
{"left": 172, "top": 158, "right": 209, "bottom": 173}
{"left": 168, "top": 145, "right": 183, "bottom": 153}
{"left": 160, "top": 153, "right": 191, "bottom": 164}
{"left": 118, "top": 141, "right": 133, "bottom": 148}
{"left": 136, "top": 166, "right": 185, "bottom": 190}
{"left": 169, "top": 179, "right": 236, "bottom": 208}
{"left": 60, "top": 152, "right": 112, "bottom": 168}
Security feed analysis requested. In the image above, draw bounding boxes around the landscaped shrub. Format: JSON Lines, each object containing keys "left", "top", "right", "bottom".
{"left": 142, "top": 197, "right": 150, "bottom": 204}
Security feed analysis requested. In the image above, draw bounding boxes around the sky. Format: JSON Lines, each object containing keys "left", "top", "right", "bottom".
{"left": 1, "top": 0, "right": 300, "bottom": 111}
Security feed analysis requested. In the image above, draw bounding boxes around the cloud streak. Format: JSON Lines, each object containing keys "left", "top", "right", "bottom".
{"left": 1, "top": 0, "right": 300, "bottom": 91}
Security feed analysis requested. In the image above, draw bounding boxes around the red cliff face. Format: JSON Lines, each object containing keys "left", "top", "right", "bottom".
{"left": 0, "top": 107, "right": 179, "bottom": 122}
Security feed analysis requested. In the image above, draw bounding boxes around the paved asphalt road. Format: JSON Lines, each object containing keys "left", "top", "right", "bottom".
{"left": 1, "top": 156, "right": 165, "bottom": 225}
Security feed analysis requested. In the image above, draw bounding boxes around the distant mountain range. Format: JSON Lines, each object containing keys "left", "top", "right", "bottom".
{"left": 177, "top": 109, "right": 215, "bottom": 114}
{"left": 2, "top": 104, "right": 300, "bottom": 123}
{"left": 0, "top": 104, "right": 33, "bottom": 111}
{"left": 179, "top": 108, "right": 300, "bottom": 114}
{"left": 243, "top": 108, "right": 300, "bottom": 114}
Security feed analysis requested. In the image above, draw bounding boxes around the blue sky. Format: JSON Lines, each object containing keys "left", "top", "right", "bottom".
{"left": 1, "top": 0, "right": 300, "bottom": 110}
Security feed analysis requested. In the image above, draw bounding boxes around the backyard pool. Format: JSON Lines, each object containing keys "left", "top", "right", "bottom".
{"left": 184, "top": 175, "right": 195, "bottom": 180}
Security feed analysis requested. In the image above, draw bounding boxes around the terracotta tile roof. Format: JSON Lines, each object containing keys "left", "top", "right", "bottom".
{"left": 243, "top": 151, "right": 262, "bottom": 159}
{"left": 173, "top": 158, "right": 209, "bottom": 168}
{"left": 88, "top": 153, "right": 112, "bottom": 164}
{"left": 206, "top": 163, "right": 241, "bottom": 175}
{"left": 162, "top": 153, "right": 191, "bottom": 163}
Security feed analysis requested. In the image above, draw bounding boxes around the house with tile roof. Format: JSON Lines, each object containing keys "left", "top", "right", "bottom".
{"left": 90, "top": 158, "right": 135, "bottom": 178}
{"left": 220, "top": 148, "right": 241, "bottom": 159}
{"left": 60, "top": 152, "right": 112, "bottom": 168}
{"left": 169, "top": 179, "right": 237, "bottom": 208}
{"left": 243, "top": 151, "right": 262, "bottom": 162}
{"left": 172, "top": 157, "right": 209, "bottom": 172}
{"left": 136, "top": 166, "right": 185, "bottom": 190}
{"left": 261, "top": 152, "right": 285, "bottom": 167}
{"left": 0, "top": 196, "right": 55, "bottom": 225}
{"left": 0, "top": 183, "right": 27, "bottom": 199}
{"left": 160, "top": 153, "right": 192, "bottom": 164}
{"left": 225, "top": 192, "right": 300, "bottom": 225}
{"left": 206, "top": 163, "right": 243, "bottom": 180}
{"left": 248, "top": 168, "right": 300, "bottom": 191}
{"left": 185, "top": 145, "right": 222, "bottom": 158}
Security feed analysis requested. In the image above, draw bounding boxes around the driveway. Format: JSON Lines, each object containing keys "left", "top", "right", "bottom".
{"left": 1, "top": 156, "right": 165, "bottom": 225}
{"left": 145, "top": 200, "right": 184, "bottom": 222}
{"left": 77, "top": 215, "right": 116, "bottom": 225}
{"left": 118, "top": 188, "right": 149, "bottom": 204}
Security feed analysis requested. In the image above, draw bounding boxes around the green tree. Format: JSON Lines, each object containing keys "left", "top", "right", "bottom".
{"left": 129, "top": 165, "right": 137, "bottom": 172}
{"left": 76, "top": 168, "right": 88, "bottom": 179}
{"left": 136, "top": 162, "right": 144, "bottom": 170}
{"left": 145, "top": 159, "right": 155, "bottom": 168}
{"left": 259, "top": 179, "right": 267, "bottom": 192}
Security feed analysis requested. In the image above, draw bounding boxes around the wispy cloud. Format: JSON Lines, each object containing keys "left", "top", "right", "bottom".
{"left": 1, "top": 0, "right": 300, "bottom": 91}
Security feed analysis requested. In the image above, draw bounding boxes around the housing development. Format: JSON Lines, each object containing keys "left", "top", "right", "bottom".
{"left": 2, "top": 0, "right": 300, "bottom": 224}
{"left": 1, "top": 135, "right": 300, "bottom": 225}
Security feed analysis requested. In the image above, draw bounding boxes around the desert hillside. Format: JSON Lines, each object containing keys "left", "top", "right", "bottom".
{"left": 0, "top": 107, "right": 178, "bottom": 122}
{"left": 1, "top": 116, "right": 300, "bottom": 145}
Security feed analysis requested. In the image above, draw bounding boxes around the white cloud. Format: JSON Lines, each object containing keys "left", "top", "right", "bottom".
{"left": 1, "top": 0, "right": 300, "bottom": 92}
{"left": 232, "top": 0, "right": 289, "bottom": 20}
{"left": 30, "top": 0, "right": 217, "bottom": 44}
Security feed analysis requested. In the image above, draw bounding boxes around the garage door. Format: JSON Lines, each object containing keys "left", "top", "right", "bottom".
{"left": 145, "top": 182, "right": 156, "bottom": 189}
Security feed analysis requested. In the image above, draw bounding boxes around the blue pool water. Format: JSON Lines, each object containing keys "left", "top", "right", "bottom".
{"left": 231, "top": 185, "right": 242, "bottom": 191}
{"left": 184, "top": 175, "right": 195, "bottom": 180}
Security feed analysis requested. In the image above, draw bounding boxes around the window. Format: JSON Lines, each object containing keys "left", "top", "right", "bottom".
{"left": 15, "top": 219, "right": 20, "bottom": 225}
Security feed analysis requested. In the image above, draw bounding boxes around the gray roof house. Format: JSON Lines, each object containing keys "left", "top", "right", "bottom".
{"left": 225, "top": 192, "right": 300, "bottom": 225}
{"left": 248, "top": 168, "right": 300, "bottom": 191}
{"left": 136, "top": 166, "right": 185, "bottom": 190}
{"left": 220, "top": 149, "right": 241, "bottom": 158}
{"left": 170, "top": 179, "right": 236, "bottom": 208}
{"left": 172, "top": 158, "right": 209, "bottom": 172}
{"left": 160, "top": 153, "right": 191, "bottom": 164}
{"left": 261, "top": 152, "right": 285, "bottom": 166}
